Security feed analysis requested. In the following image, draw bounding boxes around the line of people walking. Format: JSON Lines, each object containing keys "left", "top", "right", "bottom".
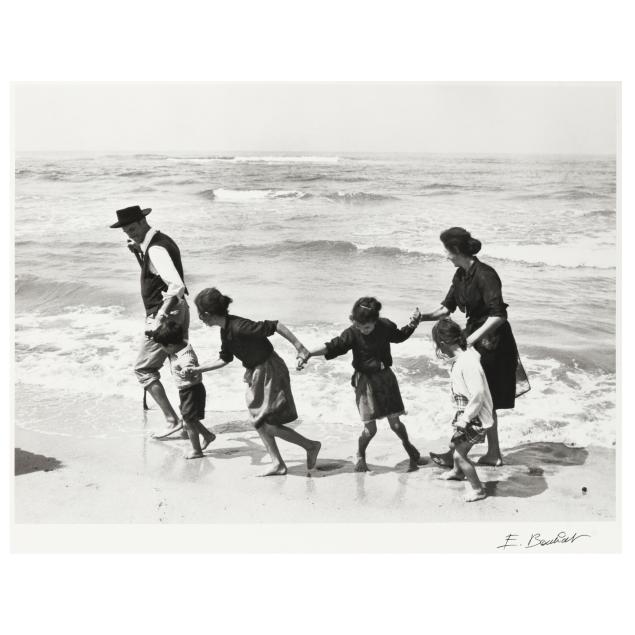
{"left": 110, "top": 205, "right": 529, "bottom": 501}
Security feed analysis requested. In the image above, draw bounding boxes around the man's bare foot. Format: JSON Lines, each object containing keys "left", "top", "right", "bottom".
{"left": 152, "top": 423, "right": 183, "bottom": 439}
{"left": 306, "top": 441, "right": 321, "bottom": 470}
{"left": 476, "top": 454, "right": 503, "bottom": 467}
{"left": 201, "top": 433, "right": 216, "bottom": 451}
{"left": 185, "top": 450, "right": 204, "bottom": 460}
{"left": 429, "top": 451, "right": 453, "bottom": 468}
{"left": 260, "top": 463, "right": 287, "bottom": 476}
{"left": 354, "top": 457, "right": 369, "bottom": 472}
{"left": 439, "top": 470, "right": 465, "bottom": 481}
{"left": 464, "top": 487, "right": 487, "bottom": 502}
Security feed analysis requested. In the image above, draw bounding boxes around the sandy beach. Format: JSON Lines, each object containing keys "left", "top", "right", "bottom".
{"left": 14, "top": 386, "right": 615, "bottom": 525}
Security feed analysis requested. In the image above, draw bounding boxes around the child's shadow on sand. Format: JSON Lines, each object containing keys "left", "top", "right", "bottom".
{"left": 482, "top": 442, "right": 589, "bottom": 499}
{"left": 202, "top": 436, "right": 269, "bottom": 466}
{"left": 287, "top": 458, "right": 423, "bottom": 477}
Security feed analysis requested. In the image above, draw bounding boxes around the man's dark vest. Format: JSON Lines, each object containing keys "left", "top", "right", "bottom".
{"left": 140, "top": 231, "right": 187, "bottom": 316}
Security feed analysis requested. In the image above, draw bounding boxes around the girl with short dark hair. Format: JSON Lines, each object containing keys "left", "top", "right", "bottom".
{"left": 298, "top": 297, "right": 423, "bottom": 472}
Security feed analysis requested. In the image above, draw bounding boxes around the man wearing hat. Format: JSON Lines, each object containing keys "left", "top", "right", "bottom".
{"left": 110, "top": 205, "right": 189, "bottom": 438}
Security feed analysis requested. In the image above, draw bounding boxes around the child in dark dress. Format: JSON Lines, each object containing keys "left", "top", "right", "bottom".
{"left": 147, "top": 320, "right": 215, "bottom": 459}
{"left": 298, "top": 297, "right": 423, "bottom": 472}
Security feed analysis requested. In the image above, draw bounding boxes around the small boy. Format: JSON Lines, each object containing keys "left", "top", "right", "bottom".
{"left": 147, "top": 320, "right": 215, "bottom": 459}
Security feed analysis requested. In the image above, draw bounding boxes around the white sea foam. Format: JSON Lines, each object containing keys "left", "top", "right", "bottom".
{"left": 486, "top": 240, "right": 616, "bottom": 269}
{"left": 13, "top": 306, "right": 616, "bottom": 448}
{"left": 212, "top": 188, "right": 309, "bottom": 201}
{"left": 228, "top": 156, "right": 342, "bottom": 164}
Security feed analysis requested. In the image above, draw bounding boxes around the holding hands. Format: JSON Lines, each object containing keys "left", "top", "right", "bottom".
{"left": 296, "top": 344, "right": 311, "bottom": 371}
{"left": 409, "top": 307, "right": 421, "bottom": 326}
{"left": 176, "top": 364, "right": 202, "bottom": 382}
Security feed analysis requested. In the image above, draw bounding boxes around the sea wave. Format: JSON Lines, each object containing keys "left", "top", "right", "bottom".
{"left": 198, "top": 188, "right": 311, "bottom": 201}
{"left": 196, "top": 188, "right": 395, "bottom": 202}
{"left": 221, "top": 239, "right": 438, "bottom": 261}
{"left": 170, "top": 155, "right": 343, "bottom": 164}
{"left": 511, "top": 188, "right": 610, "bottom": 201}
{"left": 324, "top": 191, "right": 398, "bottom": 203}
{"left": 486, "top": 241, "right": 616, "bottom": 270}
{"left": 15, "top": 274, "right": 136, "bottom": 312}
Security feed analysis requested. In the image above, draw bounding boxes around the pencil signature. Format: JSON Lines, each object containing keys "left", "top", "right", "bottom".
{"left": 497, "top": 531, "right": 590, "bottom": 549}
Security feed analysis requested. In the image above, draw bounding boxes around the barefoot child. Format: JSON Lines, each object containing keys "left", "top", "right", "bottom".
{"left": 186, "top": 287, "right": 321, "bottom": 476}
{"left": 431, "top": 318, "right": 493, "bottom": 502}
{"left": 298, "top": 297, "right": 423, "bottom": 472}
{"left": 147, "top": 320, "right": 216, "bottom": 459}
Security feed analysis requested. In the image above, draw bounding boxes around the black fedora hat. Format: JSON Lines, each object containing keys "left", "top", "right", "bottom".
{"left": 110, "top": 205, "right": 152, "bottom": 228}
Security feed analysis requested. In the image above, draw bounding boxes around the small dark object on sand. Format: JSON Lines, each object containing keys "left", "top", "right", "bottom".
{"left": 582, "top": 486, "right": 588, "bottom": 493}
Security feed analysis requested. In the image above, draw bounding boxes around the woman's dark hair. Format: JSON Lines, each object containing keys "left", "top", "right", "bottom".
{"left": 195, "top": 287, "right": 233, "bottom": 317}
{"left": 350, "top": 296, "right": 382, "bottom": 323}
{"left": 148, "top": 320, "right": 184, "bottom": 346}
{"left": 440, "top": 227, "right": 482, "bottom": 256}
{"left": 431, "top": 318, "right": 467, "bottom": 357}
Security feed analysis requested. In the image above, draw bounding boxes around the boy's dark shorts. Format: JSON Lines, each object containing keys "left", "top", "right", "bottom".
{"left": 179, "top": 383, "right": 206, "bottom": 422}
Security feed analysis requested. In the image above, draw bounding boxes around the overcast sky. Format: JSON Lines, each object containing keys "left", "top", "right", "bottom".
{"left": 13, "top": 82, "right": 618, "bottom": 154}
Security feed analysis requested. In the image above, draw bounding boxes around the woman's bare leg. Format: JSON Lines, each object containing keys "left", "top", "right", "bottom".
{"left": 477, "top": 412, "right": 503, "bottom": 466}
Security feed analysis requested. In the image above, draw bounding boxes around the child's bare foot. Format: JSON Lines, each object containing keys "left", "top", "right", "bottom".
{"left": 464, "top": 487, "right": 487, "bottom": 502}
{"left": 152, "top": 423, "right": 183, "bottom": 439}
{"left": 476, "top": 454, "right": 503, "bottom": 467}
{"left": 306, "top": 441, "right": 321, "bottom": 470}
{"left": 439, "top": 470, "right": 465, "bottom": 481}
{"left": 201, "top": 432, "right": 216, "bottom": 451}
{"left": 354, "top": 456, "right": 369, "bottom": 472}
{"left": 260, "top": 463, "right": 287, "bottom": 476}
{"left": 185, "top": 450, "right": 204, "bottom": 460}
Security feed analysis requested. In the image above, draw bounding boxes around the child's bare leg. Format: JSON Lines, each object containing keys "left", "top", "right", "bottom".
{"left": 183, "top": 419, "right": 204, "bottom": 459}
{"left": 266, "top": 423, "right": 321, "bottom": 470}
{"left": 195, "top": 421, "right": 216, "bottom": 450}
{"left": 454, "top": 441, "right": 487, "bottom": 501}
{"left": 355, "top": 420, "right": 377, "bottom": 472}
{"left": 387, "top": 415, "right": 421, "bottom": 471}
{"left": 438, "top": 451, "right": 465, "bottom": 480}
{"left": 257, "top": 424, "right": 287, "bottom": 476}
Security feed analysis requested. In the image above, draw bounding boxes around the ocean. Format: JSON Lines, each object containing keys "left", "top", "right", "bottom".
{"left": 14, "top": 152, "right": 617, "bottom": 448}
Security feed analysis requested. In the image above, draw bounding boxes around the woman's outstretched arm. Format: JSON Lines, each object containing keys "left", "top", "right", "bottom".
{"left": 178, "top": 358, "right": 229, "bottom": 380}
{"left": 418, "top": 305, "right": 450, "bottom": 322}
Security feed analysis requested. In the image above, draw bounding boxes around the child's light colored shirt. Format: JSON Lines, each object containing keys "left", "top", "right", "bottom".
{"left": 168, "top": 343, "right": 202, "bottom": 390}
{"left": 449, "top": 348, "right": 494, "bottom": 429}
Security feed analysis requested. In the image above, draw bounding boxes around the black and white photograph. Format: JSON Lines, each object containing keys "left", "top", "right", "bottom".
{"left": 11, "top": 81, "right": 619, "bottom": 549}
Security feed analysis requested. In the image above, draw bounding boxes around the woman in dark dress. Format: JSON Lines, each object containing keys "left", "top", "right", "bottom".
{"left": 419, "top": 227, "right": 528, "bottom": 467}
{"left": 182, "top": 287, "right": 321, "bottom": 476}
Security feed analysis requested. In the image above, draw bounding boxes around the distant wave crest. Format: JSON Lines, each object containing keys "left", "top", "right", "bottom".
{"left": 196, "top": 188, "right": 395, "bottom": 203}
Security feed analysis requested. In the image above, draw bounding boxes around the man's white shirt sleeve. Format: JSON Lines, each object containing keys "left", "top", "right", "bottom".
{"left": 147, "top": 245, "right": 186, "bottom": 300}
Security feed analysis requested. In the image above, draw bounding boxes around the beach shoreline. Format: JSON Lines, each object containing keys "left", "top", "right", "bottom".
{"left": 14, "top": 405, "right": 616, "bottom": 525}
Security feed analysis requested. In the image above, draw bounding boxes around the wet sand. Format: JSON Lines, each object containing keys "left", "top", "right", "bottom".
{"left": 14, "top": 391, "right": 616, "bottom": 524}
